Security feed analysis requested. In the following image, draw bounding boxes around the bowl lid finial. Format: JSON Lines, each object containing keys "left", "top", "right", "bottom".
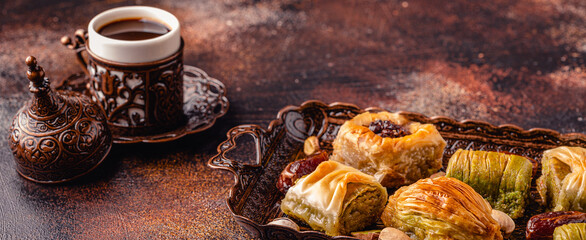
{"left": 25, "top": 56, "right": 49, "bottom": 94}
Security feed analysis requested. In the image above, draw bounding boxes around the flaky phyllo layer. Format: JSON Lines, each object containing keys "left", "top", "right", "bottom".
{"left": 280, "top": 161, "right": 388, "bottom": 236}
{"left": 537, "top": 146, "right": 586, "bottom": 211}
{"left": 446, "top": 149, "right": 533, "bottom": 219}
{"left": 381, "top": 177, "right": 503, "bottom": 240}
{"left": 553, "top": 223, "right": 586, "bottom": 240}
{"left": 330, "top": 111, "right": 446, "bottom": 188}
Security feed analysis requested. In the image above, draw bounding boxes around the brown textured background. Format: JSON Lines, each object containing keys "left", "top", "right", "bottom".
{"left": 0, "top": 0, "right": 584, "bottom": 239}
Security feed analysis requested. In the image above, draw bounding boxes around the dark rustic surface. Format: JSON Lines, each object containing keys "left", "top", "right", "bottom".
{"left": 0, "top": 0, "right": 584, "bottom": 239}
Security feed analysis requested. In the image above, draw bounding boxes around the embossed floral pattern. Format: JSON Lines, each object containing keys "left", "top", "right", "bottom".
{"left": 87, "top": 51, "right": 184, "bottom": 136}
{"left": 10, "top": 92, "right": 111, "bottom": 183}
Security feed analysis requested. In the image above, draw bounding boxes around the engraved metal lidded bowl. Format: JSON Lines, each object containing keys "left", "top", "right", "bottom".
{"left": 8, "top": 56, "right": 112, "bottom": 183}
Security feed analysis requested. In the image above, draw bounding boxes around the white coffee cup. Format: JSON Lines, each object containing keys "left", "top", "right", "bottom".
{"left": 62, "top": 5, "right": 185, "bottom": 137}
{"left": 87, "top": 6, "right": 181, "bottom": 63}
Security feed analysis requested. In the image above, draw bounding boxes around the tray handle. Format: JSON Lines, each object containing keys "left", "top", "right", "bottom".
{"left": 208, "top": 124, "right": 266, "bottom": 174}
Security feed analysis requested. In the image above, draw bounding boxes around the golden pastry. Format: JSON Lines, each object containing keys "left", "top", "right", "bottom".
{"left": 445, "top": 149, "right": 533, "bottom": 219}
{"left": 537, "top": 146, "right": 586, "bottom": 211}
{"left": 553, "top": 223, "right": 586, "bottom": 240}
{"left": 381, "top": 176, "right": 503, "bottom": 240}
{"left": 280, "top": 160, "right": 388, "bottom": 236}
{"left": 330, "top": 111, "right": 446, "bottom": 188}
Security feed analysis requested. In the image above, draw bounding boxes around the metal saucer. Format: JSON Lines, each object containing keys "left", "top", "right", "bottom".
{"left": 57, "top": 65, "right": 229, "bottom": 144}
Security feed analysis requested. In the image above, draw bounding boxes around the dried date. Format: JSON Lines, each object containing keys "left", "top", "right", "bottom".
{"left": 526, "top": 211, "right": 586, "bottom": 239}
{"left": 277, "top": 150, "right": 329, "bottom": 194}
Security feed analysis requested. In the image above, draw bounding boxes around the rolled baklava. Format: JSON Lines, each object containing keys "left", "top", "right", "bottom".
{"left": 381, "top": 176, "right": 503, "bottom": 240}
{"left": 330, "top": 111, "right": 446, "bottom": 188}
{"left": 445, "top": 149, "right": 533, "bottom": 219}
{"left": 554, "top": 223, "right": 586, "bottom": 240}
{"left": 280, "top": 160, "right": 388, "bottom": 236}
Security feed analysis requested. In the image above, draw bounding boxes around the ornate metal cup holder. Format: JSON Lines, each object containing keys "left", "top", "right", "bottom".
{"left": 57, "top": 65, "right": 229, "bottom": 144}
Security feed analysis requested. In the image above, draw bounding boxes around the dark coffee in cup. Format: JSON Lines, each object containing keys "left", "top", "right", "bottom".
{"left": 63, "top": 6, "right": 184, "bottom": 138}
{"left": 98, "top": 18, "right": 170, "bottom": 41}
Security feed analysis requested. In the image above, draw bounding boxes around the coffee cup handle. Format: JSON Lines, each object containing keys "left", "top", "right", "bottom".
{"left": 61, "top": 29, "right": 90, "bottom": 76}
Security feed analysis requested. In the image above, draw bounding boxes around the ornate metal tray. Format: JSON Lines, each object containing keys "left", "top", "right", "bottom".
{"left": 208, "top": 100, "right": 586, "bottom": 240}
{"left": 57, "top": 65, "right": 229, "bottom": 144}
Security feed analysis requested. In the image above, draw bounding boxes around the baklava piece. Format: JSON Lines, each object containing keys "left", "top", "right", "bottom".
{"left": 553, "top": 223, "right": 586, "bottom": 240}
{"left": 445, "top": 149, "right": 533, "bottom": 219}
{"left": 330, "top": 111, "right": 446, "bottom": 188}
{"left": 280, "top": 160, "right": 388, "bottom": 236}
{"left": 537, "top": 146, "right": 586, "bottom": 211}
{"left": 381, "top": 177, "right": 503, "bottom": 240}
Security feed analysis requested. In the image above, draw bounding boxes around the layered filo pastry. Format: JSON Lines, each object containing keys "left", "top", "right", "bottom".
{"left": 537, "top": 146, "right": 586, "bottom": 211}
{"left": 553, "top": 223, "right": 586, "bottom": 240}
{"left": 381, "top": 177, "right": 503, "bottom": 240}
{"left": 280, "top": 160, "right": 388, "bottom": 236}
{"left": 330, "top": 111, "right": 446, "bottom": 188}
{"left": 445, "top": 149, "right": 534, "bottom": 219}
